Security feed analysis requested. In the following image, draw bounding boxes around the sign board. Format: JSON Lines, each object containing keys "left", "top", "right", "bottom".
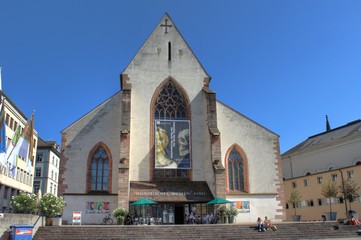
{"left": 72, "top": 211, "right": 82, "bottom": 225}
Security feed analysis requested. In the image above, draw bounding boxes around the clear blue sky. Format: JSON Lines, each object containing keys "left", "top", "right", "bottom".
{"left": 1, "top": 1, "right": 361, "bottom": 153}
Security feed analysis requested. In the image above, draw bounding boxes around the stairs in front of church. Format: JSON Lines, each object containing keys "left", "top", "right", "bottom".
{"left": 33, "top": 222, "right": 360, "bottom": 240}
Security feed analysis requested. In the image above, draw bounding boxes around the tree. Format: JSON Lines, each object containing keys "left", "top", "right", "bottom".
{"left": 321, "top": 180, "right": 338, "bottom": 219}
{"left": 341, "top": 179, "right": 360, "bottom": 212}
{"left": 288, "top": 188, "right": 302, "bottom": 216}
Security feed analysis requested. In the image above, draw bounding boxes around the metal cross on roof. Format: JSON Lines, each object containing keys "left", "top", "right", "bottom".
{"left": 160, "top": 18, "right": 173, "bottom": 34}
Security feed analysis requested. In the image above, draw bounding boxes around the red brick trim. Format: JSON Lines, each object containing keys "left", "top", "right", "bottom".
{"left": 149, "top": 76, "right": 192, "bottom": 181}
{"left": 273, "top": 136, "right": 286, "bottom": 221}
{"left": 58, "top": 132, "right": 68, "bottom": 196}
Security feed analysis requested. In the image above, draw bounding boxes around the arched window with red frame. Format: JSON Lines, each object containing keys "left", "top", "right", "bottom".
{"left": 226, "top": 145, "right": 249, "bottom": 193}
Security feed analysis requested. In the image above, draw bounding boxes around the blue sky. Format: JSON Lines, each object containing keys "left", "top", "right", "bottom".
{"left": 1, "top": 1, "right": 360, "bottom": 153}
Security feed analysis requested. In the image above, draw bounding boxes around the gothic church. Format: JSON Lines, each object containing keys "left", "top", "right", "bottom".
{"left": 59, "top": 13, "right": 285, "bottom": 224}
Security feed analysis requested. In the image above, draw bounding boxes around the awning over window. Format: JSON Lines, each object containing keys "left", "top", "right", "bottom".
{"left": 129, "top": 181, "right": 214, "bottom": 202}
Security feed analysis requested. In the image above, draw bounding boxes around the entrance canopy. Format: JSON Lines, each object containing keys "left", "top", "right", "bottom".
{"left": 131, "top": 198, "right": 158, "bottom": 205}
{"left": 207, "top": 197, "right": 233, "bottom": 205}
{"left": 129, "top": 181, "right": 214, "bottom": 202}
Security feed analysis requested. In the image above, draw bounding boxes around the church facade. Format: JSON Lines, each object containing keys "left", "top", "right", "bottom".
{"left": 59, "top": 13, "right": 285, "bottom": 224}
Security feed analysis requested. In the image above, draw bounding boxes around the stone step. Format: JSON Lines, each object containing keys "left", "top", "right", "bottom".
{"left": 33, "top": 222, "right": 361, "bottom": 240}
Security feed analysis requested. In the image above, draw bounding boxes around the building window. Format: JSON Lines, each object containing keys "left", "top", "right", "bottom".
{"left": 318, "top": 198, "right": 322, "bottom": 206}
{"left": 56, "top": 159, "right": 58, "bottom": 167}
{"left": 227, "top": 146, "right": 248, "bottom": 192}
{"left": 347, "top": 170, "right": 354, "bottom": 179}
{"left": 4, "top": 187, "right": 9, "bottom": 199}
{"left": 292, "top": 182, "right": 297, "bottom": 188}
{"left": 317, "top": 176, "right": 323, "bottom": 184}
{"left": 37, "top": 153, "right": 43, "bottom": 162}
{"left": 50, "top": 183, "right": 53, "bottom": 194}
{"left": 5, "top": 113, "right": 10, "bottom": 126}
{"left": 55, "top": 173, "right": 58, "bottom": 181}
{"left": 10, "top": 117, "right": 14, "bottom": 130}
{"left": 304, "top": 179, "right": 309, "bottom": 187}
{"left": 35, "top": 168, "right": 41, "bottom": 177}
{"left": 152, "top": 79, "right": 190, "bottom": 180}
{"left": 51, "top": 170, "right": 54, "bottom": 180}
{"left": 90, "top": 146, "right": 109, "bottom": 192}
{"left": 331, "top": 174, "right": 337, "bottom": 182}
{"left": 33, "top": 181, "right": 40, "bottom": 194}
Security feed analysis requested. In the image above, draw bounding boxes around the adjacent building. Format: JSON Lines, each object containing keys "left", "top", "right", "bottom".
{"left": 0, "top": 91, "right": 38, "bottom": 212}
{"left": 34, "top": 138, "right": 61, "bottom": 196}
{"left": 282, "top": 118, "right": 361, "bottom": 221}
{"left": 59, "top": 13, "right": 285, "bottom": 225}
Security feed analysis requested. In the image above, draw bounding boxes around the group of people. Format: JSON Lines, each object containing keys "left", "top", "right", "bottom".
{"left": 257, "top": 216, "right": 277, "bottom": 232}
{"left": 349, "top": 215, "right": 361, "bottom": 225}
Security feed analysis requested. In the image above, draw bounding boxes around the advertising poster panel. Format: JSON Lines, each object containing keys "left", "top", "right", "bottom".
{"left": 86, "top": 201, "right": 110, "bottom": 214}
{"left": 155, "top": 120, "right": 191, "bottom": 169}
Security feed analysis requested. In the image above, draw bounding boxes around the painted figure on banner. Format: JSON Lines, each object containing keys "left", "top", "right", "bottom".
{"left": 177, "top": 128, "right": 190, "bottom": 168}
{"left": 155, "top": 127, "right": 177, "bottom": 168}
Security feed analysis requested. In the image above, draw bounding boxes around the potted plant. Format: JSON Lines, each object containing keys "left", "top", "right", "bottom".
{"left": 228, "top": 208, "right": 238, "bottom": 224}
{"left": 39, "top": 193, "right": 66, "bottom": 226}
{"left": 113, "top": 207, "right": 128, "bottom": 225}
{"left": 11, "top": 191, "right": 37, "bottom": 214}
{"left": 321, "top": 180, "right": 338, "bottom": 220}
{"left": 288, "top": 188, "right": 302, "bottom": 221}
{"left": 219, "top": 207, "right": 229, "bottom": 224}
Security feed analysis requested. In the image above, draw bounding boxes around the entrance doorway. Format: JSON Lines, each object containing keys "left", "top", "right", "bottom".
{"left": 174, "top": 205, "right": 184, "bottom": 224}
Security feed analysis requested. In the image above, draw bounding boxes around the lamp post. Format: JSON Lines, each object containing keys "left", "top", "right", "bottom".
{"left": 338, "top": 169, "right": 348, "bottom": 218}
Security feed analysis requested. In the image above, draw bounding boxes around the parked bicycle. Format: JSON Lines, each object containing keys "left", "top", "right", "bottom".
{"left": 103, "top": 212, "right": 113, "bottom": 225}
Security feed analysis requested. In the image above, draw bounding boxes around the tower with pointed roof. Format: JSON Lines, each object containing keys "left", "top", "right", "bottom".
{"left": 59, "top": 13, "right": 285, "bottom": 224}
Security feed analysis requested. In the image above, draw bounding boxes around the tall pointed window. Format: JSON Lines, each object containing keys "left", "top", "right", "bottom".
{"left": 91, "top": 146, "right": 109, "bottom": 191}
{"left": 227, "top": 146, "right": 248, "bottom": 192}
{"left": 153, "top": 79, "right": 190, "bottom": 180}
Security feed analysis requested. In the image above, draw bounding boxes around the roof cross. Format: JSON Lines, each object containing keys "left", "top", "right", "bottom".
{"left": 160, "top": 18, "right": 173, "bottom": 34}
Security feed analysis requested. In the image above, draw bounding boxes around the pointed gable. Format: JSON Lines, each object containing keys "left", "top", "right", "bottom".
{"left": 122, "top": 13, "right": 210, "bottom": 83}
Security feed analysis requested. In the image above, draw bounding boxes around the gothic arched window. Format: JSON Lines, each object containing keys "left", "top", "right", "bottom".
{"left": 152, "top": 79, "right": 190, "bottom": 180}
{"left": 87, "top": 143, "right": 112, "bottom": 193}
{"left": 227, "top": 145, "right": 249, "bottom": 192}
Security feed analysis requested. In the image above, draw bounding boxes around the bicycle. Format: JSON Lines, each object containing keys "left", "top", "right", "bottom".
{"left": 103, "top": 213, "right": 113, "bottom": 225}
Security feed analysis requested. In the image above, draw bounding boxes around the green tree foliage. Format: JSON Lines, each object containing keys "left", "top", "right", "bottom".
{"left": 340, "top": 179, "right": 360, "bottom": 211}
{"left": 11, "top": 191, "right": 37, "bottom": 213}
{"left": 288, "top": 188, "right": 302, "bottom": 216}
{"left": 321, "top": 180, "right": 338, "bottom": 217}
{"left": 39, "top": 193, "right": 66, "bottom": 218}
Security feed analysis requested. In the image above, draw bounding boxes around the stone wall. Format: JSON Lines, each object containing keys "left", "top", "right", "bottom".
{"left": 0, "top": 214, "right": 45, "bottom": 237}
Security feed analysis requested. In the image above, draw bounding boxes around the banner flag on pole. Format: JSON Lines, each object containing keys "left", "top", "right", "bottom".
{"left": 6, "top": 112, "right": 34, "bottom": 176}
{"left": 7, "top": 125, "right": 21, "bottom": 177}
{"left": 0, "top": 99, "right": 6, "bottom": 166}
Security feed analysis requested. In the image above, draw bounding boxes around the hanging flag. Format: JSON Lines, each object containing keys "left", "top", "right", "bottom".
{"left": 0, "top": 99, "right": 7, "bottom": 166}
{"left": 6, "top": 113, "right": 34, "bottom": 176}
{"left": 7, "top": 125, "right": 21, "bottom": 177}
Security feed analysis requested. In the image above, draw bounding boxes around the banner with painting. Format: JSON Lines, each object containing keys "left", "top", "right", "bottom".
{"left": 234, "top": 201, "right": 250, "bottom": 212}
{"left": 154, "top": 120, "right": 191, "bottom": 169}
{"left": 86, "top": 201, "right": 110, "bottom": 214}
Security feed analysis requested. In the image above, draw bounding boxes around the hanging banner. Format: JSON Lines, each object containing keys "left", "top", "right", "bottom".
{"left": 155, "top": 120, "right": 191, "bottom": 169}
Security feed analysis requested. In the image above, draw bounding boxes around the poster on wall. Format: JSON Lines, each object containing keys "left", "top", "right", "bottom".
{"left": 154, "top": 120, "right": 191, "bottom": 169}
{"left": 234, "top": 201, "right": 250, "bottom": 212}
{"left": 86, "top": 201, "right": 110, "bottom": 214}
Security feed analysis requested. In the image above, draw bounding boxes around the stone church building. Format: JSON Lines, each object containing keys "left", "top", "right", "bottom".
{"left": 59, "top": 13, "right": 285, "bottom": 224}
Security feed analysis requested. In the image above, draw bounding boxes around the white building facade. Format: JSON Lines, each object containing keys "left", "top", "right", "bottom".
{"left": 34, "top": 138, "right": 60, "bottom": 196}
{"left": 0, "top": 91, "right": 38, "bottom": 212}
